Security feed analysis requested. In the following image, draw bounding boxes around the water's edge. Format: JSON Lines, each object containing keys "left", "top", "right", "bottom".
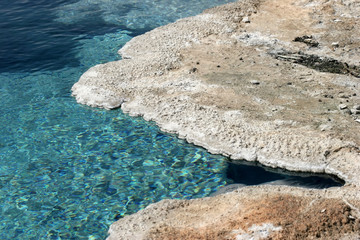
{"left": 71, "top": 0, "right": 360, "bottom": 239}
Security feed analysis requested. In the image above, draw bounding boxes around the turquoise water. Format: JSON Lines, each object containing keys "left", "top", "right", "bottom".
{"left": 0, "top": 0, "right": 342, "bottom": 239}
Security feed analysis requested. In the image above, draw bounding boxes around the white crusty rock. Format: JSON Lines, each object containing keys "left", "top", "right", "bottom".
{"left": 72, "top": 0, "right": 360, "bottom": 238}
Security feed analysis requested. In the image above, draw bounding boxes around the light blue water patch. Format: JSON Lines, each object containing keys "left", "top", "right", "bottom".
{"left": 74, "top": 30, "right": 133, "bottom": 67}
{"left": 0, "top": 90, "right": 228, "bottom": 239}
{"left": 55, "top": 0, "right": 237, "bottom": 31}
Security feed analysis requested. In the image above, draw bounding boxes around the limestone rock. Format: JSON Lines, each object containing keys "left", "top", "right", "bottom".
{"left": 71, "top": 0, "right": 360, "bottom": 238}
{"left": 107, "top": 186, "right": 360, "bottom": 240}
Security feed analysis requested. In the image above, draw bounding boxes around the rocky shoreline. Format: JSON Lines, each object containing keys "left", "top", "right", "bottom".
{"left": 72, "top": 0, "right": 360, "bottom": 239}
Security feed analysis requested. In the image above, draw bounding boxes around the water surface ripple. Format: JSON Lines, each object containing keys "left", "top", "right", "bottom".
{"left": 0, "top": 0, "right": 342, "bottom": 239}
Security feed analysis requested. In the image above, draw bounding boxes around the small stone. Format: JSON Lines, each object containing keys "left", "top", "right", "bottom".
{"left": 293, "top": 35, "right": 319, "bottom": 47}
{"left": 331, "top": 42, "right": 339, "bottom": 47}
{"left": 242, "top": 16, "right": 250, "bottom": 23}
{"left": 324, "top": 151, "right": 330, "bottom": 157}
{"left": 351, "top": 109, "right": 360, "bottom": 115}
{"left": 303, "top": 38, "right": 319, "bottom": 47}
{"left": 155, "top": 71, "right": 164, "bottom": 76}
{"left": 342, "top": 109, "right": 352, "bottom": 115}
{"left": 319, "top": 124, "right": 332, "bottom": 131}
{"left": 338, "top": 104, "right": 348, "bottom": 110}
{"left": 188, "top": 67, "right": 198, "bottom": 74}
{"left": 353, "top": 105, "right": 360, "bottom": 110}
{"left": 338, "top": 93, "right": 349, "bottom": 98}
{"left": 250, "top": 80, "right": 260, "bottom": 85}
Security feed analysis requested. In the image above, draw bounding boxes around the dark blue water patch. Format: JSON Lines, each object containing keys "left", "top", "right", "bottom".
{"left": 226, "top": 160, "right": 344, "bottom": 188}
{"left": 0, "top": 0, "right": 238, "bottom": 73}
{"left": 0, "top": 0, "right": 131, "bottom": 72}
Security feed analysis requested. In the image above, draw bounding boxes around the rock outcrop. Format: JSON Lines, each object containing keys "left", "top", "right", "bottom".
{"left": 72, "top": 0, "right": 360, "bottom": 238}
{"left": 107, "top": 186, "right": 360, "bottom": 240}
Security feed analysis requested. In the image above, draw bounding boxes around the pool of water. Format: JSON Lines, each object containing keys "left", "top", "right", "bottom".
{"left": 0, "top": 0, "right": 343, "bottom": 239}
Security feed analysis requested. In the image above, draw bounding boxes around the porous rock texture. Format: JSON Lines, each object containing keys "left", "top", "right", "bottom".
{"left": 107, "top": 186, "right": 360, "bottom": 240}
{"left": 72, "top": 0, "right": 360, "bottom": 239}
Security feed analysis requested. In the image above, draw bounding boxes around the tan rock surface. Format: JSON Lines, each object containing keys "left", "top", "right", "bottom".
{"left": 107, "top": 186, "right": 360, "bottom": 240}
{"left": 72, "top": 0, "right": 360, "bottom": 239}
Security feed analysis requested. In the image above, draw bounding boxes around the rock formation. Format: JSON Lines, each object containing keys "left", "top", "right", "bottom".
{"left": 72, "top": 0, "right": 360, "bottom": 238}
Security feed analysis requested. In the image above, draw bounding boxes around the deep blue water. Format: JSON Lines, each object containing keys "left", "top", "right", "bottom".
{"left": 0, "top": 0, "right": 343, "bottom": 239}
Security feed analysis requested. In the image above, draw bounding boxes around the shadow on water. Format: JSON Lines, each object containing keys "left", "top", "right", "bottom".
{"left": 225, "top": 159, "right": 344, "bottom": 189}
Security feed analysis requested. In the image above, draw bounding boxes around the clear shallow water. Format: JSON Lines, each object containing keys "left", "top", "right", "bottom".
{"left": 0, "top": 0, "right": 342, "bottom": 239}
